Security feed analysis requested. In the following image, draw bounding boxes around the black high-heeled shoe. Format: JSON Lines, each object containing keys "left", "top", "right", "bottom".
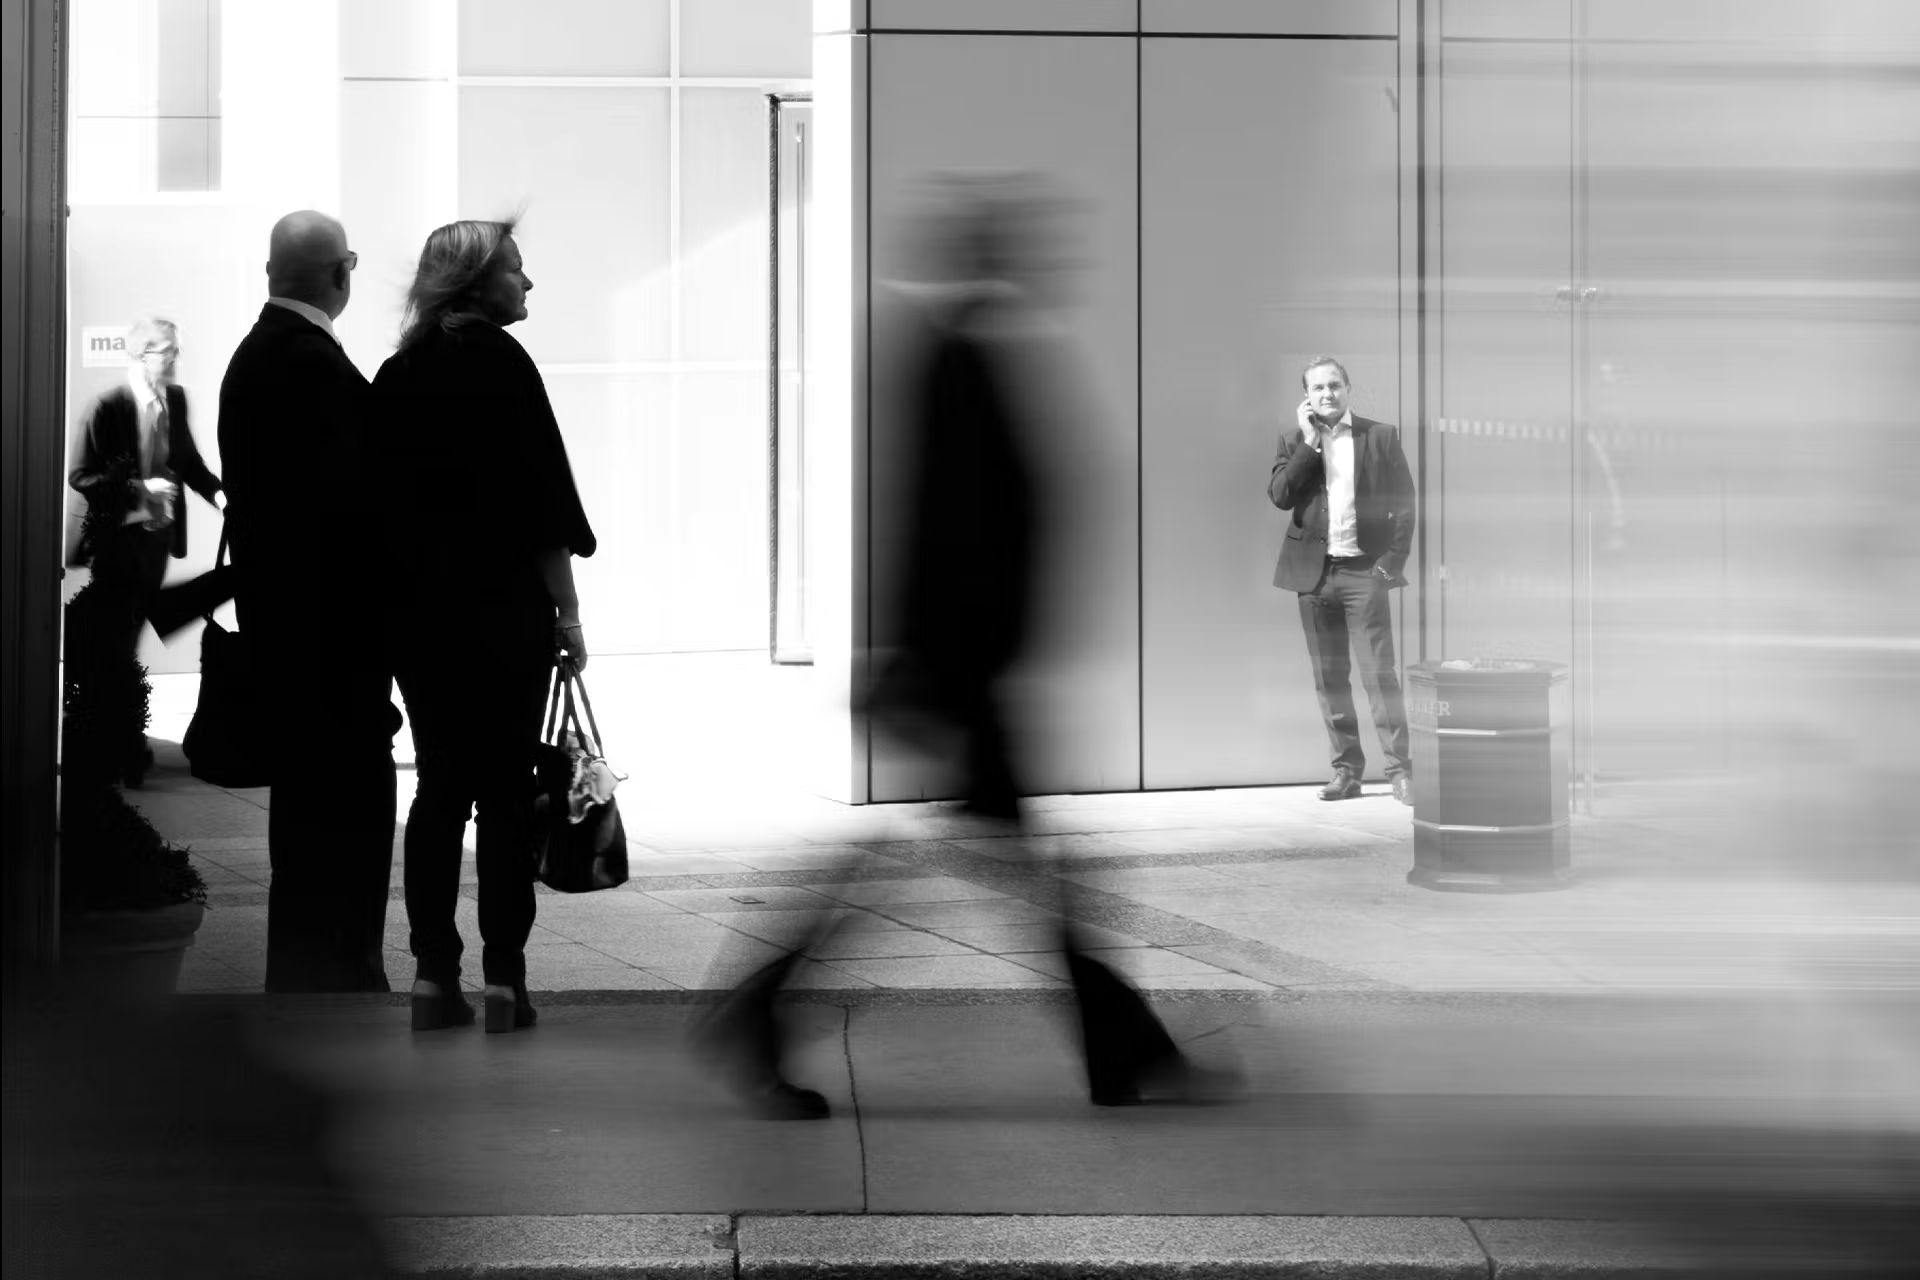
{"left": 484, "top": 983, "right": 537, "bottom": 1033}
{"left": 410, "top": 979, "right": 475, "bottom": 1031}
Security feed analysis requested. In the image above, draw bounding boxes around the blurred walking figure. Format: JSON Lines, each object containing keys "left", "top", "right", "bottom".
{"left": 374, "top": 219, "right": 595, "bottom": 1034}
{"left": 220, "top": 211, "right": 400, "bottom": 992}
{"left": 696, "top": 175, "right": 1234, "bottom": 1118}
{"left": 67, "top": 316, "right": 225, "bottom": 786}
{"left": 1269, "top": 357, "right": 1416, "bottom": 804}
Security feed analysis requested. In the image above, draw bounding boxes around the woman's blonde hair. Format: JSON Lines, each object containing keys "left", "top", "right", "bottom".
{"left": 397, "top": 218, "right": 518, "bottom": 350}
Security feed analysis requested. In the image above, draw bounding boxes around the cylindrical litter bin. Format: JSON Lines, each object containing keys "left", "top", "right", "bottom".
{"left": 1406, "top": 659, "right": 1571, "bottom": 892}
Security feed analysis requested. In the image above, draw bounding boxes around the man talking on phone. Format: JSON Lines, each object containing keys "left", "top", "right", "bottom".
{"left": 1268, "top": 356, "right": 1416, "bottom": 804}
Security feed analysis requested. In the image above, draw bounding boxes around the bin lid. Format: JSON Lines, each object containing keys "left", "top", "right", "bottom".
{"left": 1440, "top": 658, "right": 1554, "bottom": 672}
{"left": 1410, "top": 658, "right": 1569, "bottom": 680}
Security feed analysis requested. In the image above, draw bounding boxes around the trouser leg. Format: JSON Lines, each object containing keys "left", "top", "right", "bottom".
{"left": 265, "top": 758, "right": 362, "bottom": 992}
{"left": 1346, "top": 572, "right": 1411, "bottom": 776}
{"left": 474, "top": 656, "right": 550, "bottom": 988}
{"left": 396, "top": 668, "right": 472, "bottom": 987}
{"left": 336, "top": 744, "right": 397, "bottom": 990}
{"left": 1298, "top": 574, "right": 1365, "bottom": 775}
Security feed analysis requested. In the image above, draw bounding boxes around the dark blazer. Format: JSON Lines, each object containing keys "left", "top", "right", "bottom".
{"left": 68, "top": 382, "right": 222, "bottom": 561}
{"left": 371, "top": 321, "right": 596, "bottom": 652}
{"left": 1268, "top": 414, "right": 1415, "bottom": 592}
{"left": 216, "top": 301, "right": 385, "bottom": 702}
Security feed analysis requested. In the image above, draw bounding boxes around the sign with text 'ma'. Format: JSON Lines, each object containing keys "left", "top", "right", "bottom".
{"left": 80, "top": 326, "right": 131, "bottom": 368}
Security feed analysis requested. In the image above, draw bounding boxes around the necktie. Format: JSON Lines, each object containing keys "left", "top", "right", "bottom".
{"left": 148, "top": 397, "right": 172, "bottom": 478}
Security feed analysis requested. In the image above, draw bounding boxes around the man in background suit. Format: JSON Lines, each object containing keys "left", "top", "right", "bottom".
{"left": 219, "top": 210, "right": 399, "bottom": 992}
{"left": 67, "top": 317, "right": 225, "bottom": 784}
{"left": 1269, "top": 356, "right": 1416, "bottom": 804}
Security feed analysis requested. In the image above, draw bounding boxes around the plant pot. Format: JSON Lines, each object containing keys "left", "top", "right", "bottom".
{"left": 61, "top": 901, "right": 207, "bottom": 996}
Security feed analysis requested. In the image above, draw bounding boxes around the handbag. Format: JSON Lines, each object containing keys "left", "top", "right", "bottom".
{"left": 182, "top": 528, "right": 271, "bottom": 789}
{"left": 531, "top": 663, "right": 629, "bottom": 892}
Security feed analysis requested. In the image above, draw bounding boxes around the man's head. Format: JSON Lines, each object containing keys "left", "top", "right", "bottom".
{"left": 265, "top": 210, "right": 357, "bottom": 319}
{"left": 1301, "top": 355, "right": 1351, "bottom": 423}
{"left": 125, "top": 316, "right": 179, "bottom": 389}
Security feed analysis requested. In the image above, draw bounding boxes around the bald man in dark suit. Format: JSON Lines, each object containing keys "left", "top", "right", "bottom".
{"left": 219, "top": 210, "right": 400, "bottom": 992}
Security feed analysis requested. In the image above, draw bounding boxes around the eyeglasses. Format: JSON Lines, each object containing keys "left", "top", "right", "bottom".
{"left": 142, "top": 345, "right": 179, "bottom": 359}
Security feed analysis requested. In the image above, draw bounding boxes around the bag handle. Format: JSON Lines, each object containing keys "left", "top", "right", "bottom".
{"left": 568, "top": 666, "right": 608, "bottom": 758}
{"left": 543, "top": 663, "right": 567, "bottom": 746}
{"left": 198, "top": 524, "right": 235, "bottom": 624}
{"left": 545, "top": 661, "right": 608, "bottom": 758}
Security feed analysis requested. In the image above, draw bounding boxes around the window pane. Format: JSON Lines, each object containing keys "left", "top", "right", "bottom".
{"left": 459, "top": 0, "right": 671, "bottom": 76}
{"left": 680, "top": 89, "right": 771, "bottom": 364}
{"left": 544, "top": 371, "right": 766, "bottom": 653}
{"left": 680, "top": 0, "right": 812, "bottom": 78}
{"left": 458, "top": 87, "right": 671, "bottom": 364}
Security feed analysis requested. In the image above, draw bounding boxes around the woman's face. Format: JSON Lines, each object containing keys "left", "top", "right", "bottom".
{"left": 479, "top": 235, "right": 533, "bottom": 326}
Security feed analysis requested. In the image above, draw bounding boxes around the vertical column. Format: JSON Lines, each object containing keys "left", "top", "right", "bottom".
{"left": 803, "top": 2, "right": 870, "bottom": 801}
{"left": 2, "top": 0, "right": 69, "bottom": 976}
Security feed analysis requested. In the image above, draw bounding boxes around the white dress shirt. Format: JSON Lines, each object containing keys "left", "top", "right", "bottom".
{"left": 1319, "top": 410, "right": 1361, "bottom": 557}
{"left": 266, "top": 295, "right": 340, "bottom": 344}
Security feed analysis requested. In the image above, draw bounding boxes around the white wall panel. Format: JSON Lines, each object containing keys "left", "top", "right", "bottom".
{"left": 1141, "top": 37, "right": 1402, "bottom": 788}
{"left": 457, "top": 87, "right": 671, "bottom": 365}
{"left": 680, "top": 89, "right": 772, "bottom": 363}
{"left": 341, "top": 0, "right": 454, "bottom": 80}
{"left": 682, "top": 0, "right": 813, "bottom": 76}
{"left": 338, "top": 79, "right": 457, "bottom": 378}
{"left": 458, "top": 0, "right": 670, "bottom": 76}
{"left": 867, "top": 34, "right": 1140, "bottom": 801}
{"left": 1142, "top": 0, "right": 1396, "bottom": 36}
{"left": 871, "top": 0, "right": 1135, "bottom": 32}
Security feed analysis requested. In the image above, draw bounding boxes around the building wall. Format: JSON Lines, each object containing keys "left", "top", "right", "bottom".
{"left": 817, "top": 0, "right": 1421, "bottom": 802}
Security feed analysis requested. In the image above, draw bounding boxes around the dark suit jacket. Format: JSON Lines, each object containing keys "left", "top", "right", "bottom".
{"left": 1268, "top": 414, "right": 1415, "bottom": 592}
{"left": 68, "top": 382, "right": 222, "bottom": 562}
{"left": 217, "top": 303, "right": 394, "bottom": 739}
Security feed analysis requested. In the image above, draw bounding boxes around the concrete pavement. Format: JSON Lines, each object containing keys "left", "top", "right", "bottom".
{"left": 32, "top": 655, "right": 1919, "bottom": 1277}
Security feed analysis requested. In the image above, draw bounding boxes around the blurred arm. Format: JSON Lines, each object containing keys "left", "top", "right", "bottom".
{"left": 67, "top": 394, "right": 137, "bottom": 510}
{"left": 167, "top": 390, "right": 224, "bottom": 506}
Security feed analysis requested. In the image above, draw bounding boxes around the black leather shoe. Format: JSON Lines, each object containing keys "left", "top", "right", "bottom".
{"left": 484, "top": 983, "right": 537, "bottom": 1033}
{"left": 1390, "top": 773, "right": 1412, "bottom": 806}
{"left": 410, "top": 980, "right": 475, "bottom": 1030}
{"left": 1318, "top": 770, "right": 1362, "bottom": 801}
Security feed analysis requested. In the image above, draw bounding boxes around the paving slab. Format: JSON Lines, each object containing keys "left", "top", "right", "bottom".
{"left": 386, "top": 1214, "right": 733, "bottom": 1278}
{"left": 265, "top": 1003, "right": 867, "bottom": 1216}
{"left": 736, "top": 1214, "right": 1487, "bottom": 1279}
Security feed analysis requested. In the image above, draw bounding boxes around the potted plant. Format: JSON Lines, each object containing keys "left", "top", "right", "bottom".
{"left": 58, "top": 503, "right": 208, "bottom": 996}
